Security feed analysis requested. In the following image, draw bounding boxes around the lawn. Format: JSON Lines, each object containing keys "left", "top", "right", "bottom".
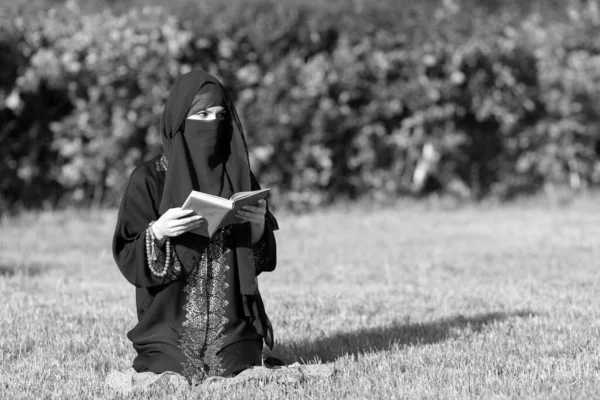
{"left": 1, "top": 199, "right": 599, "bottom": 399}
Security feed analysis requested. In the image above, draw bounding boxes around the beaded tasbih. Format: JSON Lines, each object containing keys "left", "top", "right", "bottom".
{"left": 146, "top": 221, "right": 170, "bottom": 277}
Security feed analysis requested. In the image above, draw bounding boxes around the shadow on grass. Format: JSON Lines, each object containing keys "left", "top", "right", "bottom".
{"left": 0, "top": 262, "right": 46, "bottom": 277}
{"left": 275, "top": 310, "right": 537, "bottom": 364}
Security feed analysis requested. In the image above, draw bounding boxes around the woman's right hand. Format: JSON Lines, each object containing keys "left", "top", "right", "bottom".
{"left": 151, "top": 208, "right": 205, "bottom": 241}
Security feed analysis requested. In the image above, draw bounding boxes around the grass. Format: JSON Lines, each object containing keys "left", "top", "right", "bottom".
{"left": 1, "top": 198, "right": 599, "bottom": 399}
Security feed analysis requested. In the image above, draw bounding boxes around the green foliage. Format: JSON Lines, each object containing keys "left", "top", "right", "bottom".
{"left": 1, "top": 0, "right": 600, "bottom": 210}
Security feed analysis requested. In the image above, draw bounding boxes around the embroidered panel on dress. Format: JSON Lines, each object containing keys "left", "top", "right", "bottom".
{"left": 180, "top": 227, "right": 231, "bottom": 383}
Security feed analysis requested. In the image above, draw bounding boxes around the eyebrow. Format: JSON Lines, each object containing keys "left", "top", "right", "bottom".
{"left": 196, "top": 107, "right": 226, "bottom": 113}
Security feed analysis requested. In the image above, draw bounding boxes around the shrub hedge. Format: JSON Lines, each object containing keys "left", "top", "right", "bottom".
{"left": 1, "top": 0, "right": 600, "bottom": 211}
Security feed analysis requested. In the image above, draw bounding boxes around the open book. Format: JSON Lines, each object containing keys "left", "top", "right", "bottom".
{"left": 181, "top": 188, "right": 270, "bottom": 238}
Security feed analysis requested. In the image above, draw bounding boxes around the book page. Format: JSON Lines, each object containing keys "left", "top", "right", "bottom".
{"left": 186, "top": 190, "right": 232, "bottom": 207}
{"left": 181, "top": 191, "right": 233, "bottom": 238}
{"left": 231, "top": 188, "right": 270, "bottom": 210}
{"left": 230, "top": 188, "right": 270, "bottom": 203}
{"left": 181, "top": 188, "right": 270, "bottom": 238}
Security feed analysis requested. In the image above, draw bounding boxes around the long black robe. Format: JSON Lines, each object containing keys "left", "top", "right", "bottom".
{"left": 112, "top": 154, "right": 277, "bottom": 383}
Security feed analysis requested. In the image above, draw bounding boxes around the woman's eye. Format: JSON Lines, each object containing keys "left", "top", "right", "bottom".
{"left": 187, "top": 109, "right": 226, "bottom": 120}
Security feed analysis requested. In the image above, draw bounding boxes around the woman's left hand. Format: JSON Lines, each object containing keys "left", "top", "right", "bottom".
{"left": 237, "top": 199, "right": 266, "bottom": 244}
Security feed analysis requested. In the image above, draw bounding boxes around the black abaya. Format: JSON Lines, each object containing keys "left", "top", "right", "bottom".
{"left": 113, "top": 155, "right": 277, "bottom": 383}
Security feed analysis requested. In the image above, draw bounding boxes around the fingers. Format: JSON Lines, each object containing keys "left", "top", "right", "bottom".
{"left": 237, "top": 199, "right": 267, "bottom": 224}
{"left": 170, "top": 219, "right": 206, "bottom": 236}
{"left": 170, "top": 217, "right": 205, "bottom": 235}
{"left": 166, "top": 207, "right": 197, "bottom": 218}
{"left": 240, "top": 207, "right": 266, "bottom": 216}
{"left": 156, "top": 210, "right": 205, "bottom": 237}
{"left": 237, "top": 210, "right": 264, "bottom": 224}
{"left": 181, "top": 218, "right": 205, "bottom": 230}
{"left": 240, "top": 201, "right": 267, "bottom": 215}
{"left": 237, "top": 215, "right": 262, "bottom": 224}
{"left": 169, "top": 215, "right": 203, "bottom": 228}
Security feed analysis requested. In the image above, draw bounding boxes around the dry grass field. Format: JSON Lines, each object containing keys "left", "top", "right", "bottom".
{"left": 1, "top": 198, "right": 599, "bottom": 399}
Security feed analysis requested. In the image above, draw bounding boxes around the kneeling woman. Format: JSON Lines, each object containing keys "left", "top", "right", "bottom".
{"left": 112, "top": 70, "right": 278, "bottom": 384}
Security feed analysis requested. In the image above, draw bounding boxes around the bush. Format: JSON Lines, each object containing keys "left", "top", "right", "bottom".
{"left": 1, "top": 0, "right": 599, "bottom": 211}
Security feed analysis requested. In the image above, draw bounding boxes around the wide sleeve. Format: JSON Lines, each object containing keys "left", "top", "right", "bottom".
{"left": 112, "top": 166, "right": 180, "bottom": 287}
{"left": 252, "top": 219, "right": 277, "bottom": 275}
{"left": 250, "top": 172, "right": 278, "bottom": 275}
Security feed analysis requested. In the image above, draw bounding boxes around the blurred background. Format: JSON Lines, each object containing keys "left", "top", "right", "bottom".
{"left": 1, "top": 0, "right": 599, "bottom": 213}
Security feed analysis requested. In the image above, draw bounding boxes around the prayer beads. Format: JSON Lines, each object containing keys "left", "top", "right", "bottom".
{"left": 146, "top": 221, "right": 170, "bottom": 278}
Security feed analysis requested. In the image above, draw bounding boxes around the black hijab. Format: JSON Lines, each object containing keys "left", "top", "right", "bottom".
{"left": 157, "top": 70, "right": 272, "bottom": 295}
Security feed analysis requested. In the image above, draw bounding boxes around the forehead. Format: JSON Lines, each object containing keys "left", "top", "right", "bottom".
{"left": 201, "top": 106, "right": 225, "bottom": 112}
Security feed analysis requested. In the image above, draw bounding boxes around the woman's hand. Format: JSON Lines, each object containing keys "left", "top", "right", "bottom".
{"left": 152, "top": 208, "right": 205, "bottom": 241}
{"left": 236, "top": 199, "right": 267, "bottom": 244}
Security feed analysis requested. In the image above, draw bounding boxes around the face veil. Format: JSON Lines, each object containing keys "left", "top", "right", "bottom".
{"left": 158, "top": 72, "right": 252, "bottom": 213}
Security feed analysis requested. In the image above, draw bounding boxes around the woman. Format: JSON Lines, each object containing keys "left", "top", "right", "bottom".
{"left": 112, "top": 70, "right": 278, "bottom": 385}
